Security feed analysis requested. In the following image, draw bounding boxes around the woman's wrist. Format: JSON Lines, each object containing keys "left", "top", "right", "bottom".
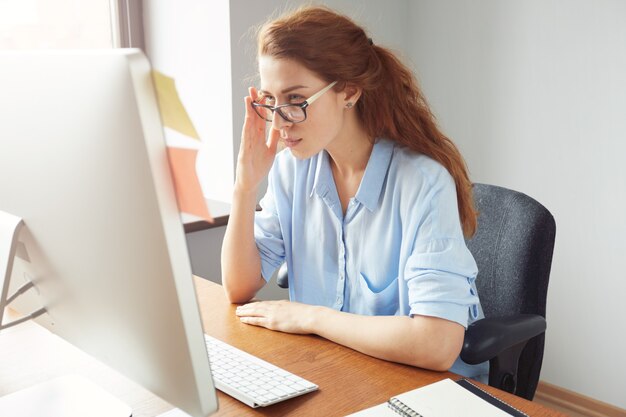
{"left": 304, "top": 305, "right": 331, "bottom": 334}
{"left": 233, "top": 183, "right": 258, "bottom": 200}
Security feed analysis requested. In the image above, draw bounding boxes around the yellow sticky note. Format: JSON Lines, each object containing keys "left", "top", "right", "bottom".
{"left": 152, "top": 70, "right": 200, "bottom": 140}
{"left": 167, "top": 147, "right": 213, "bottom": 223}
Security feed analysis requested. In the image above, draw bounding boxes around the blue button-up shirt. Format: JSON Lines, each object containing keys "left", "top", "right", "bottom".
{"left": 254, "top": 138, "right": 487, "bottom": 378}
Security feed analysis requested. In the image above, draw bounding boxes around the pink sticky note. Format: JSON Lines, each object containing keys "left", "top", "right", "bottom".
{"left": 166, "top": 147, "right": 213, "bottom": 223}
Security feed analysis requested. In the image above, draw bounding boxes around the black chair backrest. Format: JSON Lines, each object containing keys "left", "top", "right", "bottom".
{"left": 466, "top": 183, "right": 556, "bottom": 399}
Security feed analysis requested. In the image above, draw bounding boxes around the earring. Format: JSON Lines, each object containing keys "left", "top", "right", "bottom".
{"left": 345, "top": 102, "right": 353, "bottom": 109}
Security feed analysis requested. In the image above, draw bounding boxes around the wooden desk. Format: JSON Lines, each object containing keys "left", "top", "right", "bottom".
{"left": 0, "top": 277, "right": 565, "bottom": 417}
{"left": 194, "top": 278, "right": 563, "bottom": 417}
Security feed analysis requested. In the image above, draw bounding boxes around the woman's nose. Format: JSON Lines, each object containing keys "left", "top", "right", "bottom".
{"left": 271, "top": 112, "right": 292, "bottom": 131}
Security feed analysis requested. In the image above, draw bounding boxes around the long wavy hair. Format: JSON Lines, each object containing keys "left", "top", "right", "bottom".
{"left": 257, "top": 6, "right": 477, "bottom": 237}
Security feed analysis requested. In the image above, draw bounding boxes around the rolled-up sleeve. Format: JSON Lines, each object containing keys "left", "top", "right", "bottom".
{"left": 405, "top": 238, "right": 479, "bottom": 327}
{"left": 254, "top": 175, "right": 285, "bottom": 282}
{"left": 404, "top": 169, "right": 479, "bottom": 328}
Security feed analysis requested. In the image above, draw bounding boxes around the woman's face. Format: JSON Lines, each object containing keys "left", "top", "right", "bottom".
{"left": 257, "top": 56, "right": 346, "bottom": 159}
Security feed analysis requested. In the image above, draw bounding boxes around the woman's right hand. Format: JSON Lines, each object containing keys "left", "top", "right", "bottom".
{"left": 234, "top": 87, "right": 281, "bottom": 194}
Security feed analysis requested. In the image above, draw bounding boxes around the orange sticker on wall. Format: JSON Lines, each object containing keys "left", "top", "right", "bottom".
{"left": 167, "top": 147, "right": 213, "bottom": 223}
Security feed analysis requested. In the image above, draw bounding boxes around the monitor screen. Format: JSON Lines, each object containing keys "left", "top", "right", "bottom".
{"left": 0, "top": 50, "right": 218, "bottom": 417}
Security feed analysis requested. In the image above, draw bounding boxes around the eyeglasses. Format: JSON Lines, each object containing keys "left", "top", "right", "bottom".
{"left": 251, "top": 81, "right": 337, "bottom": 124}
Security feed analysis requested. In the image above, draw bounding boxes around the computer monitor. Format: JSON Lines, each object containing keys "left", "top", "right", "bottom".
{"left": 0, "top": 50, "right": 218, "bottom": 417}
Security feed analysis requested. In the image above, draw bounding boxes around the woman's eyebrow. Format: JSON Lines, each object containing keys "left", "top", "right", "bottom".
{"left": 258, "top": 85, "right": 309, "bottom": 95}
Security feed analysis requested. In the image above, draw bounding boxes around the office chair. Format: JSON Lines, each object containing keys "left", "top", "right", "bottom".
{"left": 276, "top": 183, "right": 556, "bottom": 400}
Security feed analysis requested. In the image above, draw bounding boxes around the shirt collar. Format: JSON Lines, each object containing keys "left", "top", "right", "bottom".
{"left": 354, "top": 139, "right": 394, "bottom": 211}
{"left": 310, "top": 149, "right": 333, "bottom": 199}
{"left": 310, "top": 139, "right": 394, "bottom": 212}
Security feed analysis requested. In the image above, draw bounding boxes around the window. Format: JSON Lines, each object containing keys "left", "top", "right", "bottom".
{"left": 0, "top": 0, "right": 233, "bottom": 202}
{"left": 0, "top": 0, "right": 113, "bottom": 49}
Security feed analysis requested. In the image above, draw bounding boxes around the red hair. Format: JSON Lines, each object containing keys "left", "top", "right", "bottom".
{"left": 258, "top": 6, "right": 477, "bottom": 237}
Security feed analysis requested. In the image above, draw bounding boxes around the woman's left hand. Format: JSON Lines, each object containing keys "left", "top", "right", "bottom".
{"left": 235, "top": 300, "right": 317, "bottom": 334}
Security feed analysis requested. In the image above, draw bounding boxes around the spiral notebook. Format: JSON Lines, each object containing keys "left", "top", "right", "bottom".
{"left": 345, "top": 378, "right": 528, "bottom": 417}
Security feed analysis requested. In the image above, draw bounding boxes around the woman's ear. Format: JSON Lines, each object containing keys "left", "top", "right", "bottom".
{"left": 342, "top": 84, "right": 362, "bottom": 109}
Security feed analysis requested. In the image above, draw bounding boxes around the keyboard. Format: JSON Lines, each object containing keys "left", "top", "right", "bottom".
{"left": 204, "top": 334, "right": 318, "bottom": 408}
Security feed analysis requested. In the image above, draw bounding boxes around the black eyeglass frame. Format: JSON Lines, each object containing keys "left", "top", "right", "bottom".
{"left": 251, "top": 81, "right": 338, "bottom": 124}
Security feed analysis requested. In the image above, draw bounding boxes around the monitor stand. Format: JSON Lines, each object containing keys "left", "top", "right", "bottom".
{"left": 1, "top": 210, "right": 24, "bottom": 326}
{"left": 0, "top": 212, "right": 133, "bottom": 416}
{"left": 0, "top": 211, "right": 45, "bottom": 330}
{"left": 0, "top": 374, "right": 132, "bottom": 417}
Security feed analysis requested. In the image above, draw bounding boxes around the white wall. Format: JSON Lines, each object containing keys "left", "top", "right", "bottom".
{"left": 406, "top": 0, "right": 626, "bottom": 409}
{"left": 143, "top": 0, "right": 234, "bottom": 202}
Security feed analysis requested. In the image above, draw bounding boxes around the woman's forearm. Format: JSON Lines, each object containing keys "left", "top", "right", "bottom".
{"left": 221, "top": 186, "right": 265, "bottom": 303}
{"left": 309, "top": 307, "right": 464, "bottom": 371}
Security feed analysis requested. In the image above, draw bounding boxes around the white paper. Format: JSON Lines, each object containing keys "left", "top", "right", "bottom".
{"left": 393, "top": 379, "right": 511, "bottom": 417}
{"left": 346, "top": 378, "right": 514, "bottom": 417}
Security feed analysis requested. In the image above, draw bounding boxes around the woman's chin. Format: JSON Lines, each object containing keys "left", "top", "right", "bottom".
{"left": 288, "top": 147, "right": 315, "bottom": 160}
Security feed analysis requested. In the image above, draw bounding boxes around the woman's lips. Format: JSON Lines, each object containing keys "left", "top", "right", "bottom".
{"left": 283, "top": 137, "right": 302, "bottom": 148}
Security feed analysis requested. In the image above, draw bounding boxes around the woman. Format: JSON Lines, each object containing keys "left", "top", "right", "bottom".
{"left": 221, "top": 6, "right": 486, "bottom": 379}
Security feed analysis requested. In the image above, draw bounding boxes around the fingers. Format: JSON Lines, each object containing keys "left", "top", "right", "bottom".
{"left": 235, "top": 301, "right": 306, "bottom": 333}
{"left": 243, "top": 95, "right": 258, "bottom": 125}
{"left": 248, "top": 87, "right": 259, "bottom": 101}
{"left": 244, "top": 87, "right": 260, "bottom": 122}
{"left": 249, "top": 86, "right": 258, "bottom": 102}
{"left": 242, "top": 91, "right": 266, "bottom": 146}
{"left": 235, "top": 301, "right": 280, "bottom": 316}
{"left": 236, "top": 302, "right": 270, "bottom": 328}
{"left": 239, "top": 316, "right": 267, "bottom": 327}
{"left": 235, "top": 302, "right": 266, "bottom": 317}
{"left": 267, "top": 125, "right": 281, "bottom": 154}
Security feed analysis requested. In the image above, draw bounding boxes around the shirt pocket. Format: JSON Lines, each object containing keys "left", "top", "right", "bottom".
{"left": 355, "top": 272, "right": 399, "bottom": 316}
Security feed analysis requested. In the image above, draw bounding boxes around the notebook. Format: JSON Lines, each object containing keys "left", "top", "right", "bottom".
{"left": 345, "top": 378, "right": 528, "bottom": 417}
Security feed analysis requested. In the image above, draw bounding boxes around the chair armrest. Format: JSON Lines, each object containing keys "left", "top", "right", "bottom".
{"left": 276, "top": 263, "right": 289, "bottom": 289}
{"left": 460, "top": 314, "right": 546, "bottom": 364}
